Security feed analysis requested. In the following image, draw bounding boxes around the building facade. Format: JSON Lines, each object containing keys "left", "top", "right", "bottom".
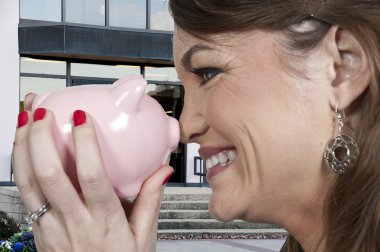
{"left": 0, "top": 0, "right": 205, "bottom": 186}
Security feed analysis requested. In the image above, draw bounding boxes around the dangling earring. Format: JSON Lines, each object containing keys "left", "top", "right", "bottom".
{"left": 324, "top": 103, "right": 360, "bottom": 173}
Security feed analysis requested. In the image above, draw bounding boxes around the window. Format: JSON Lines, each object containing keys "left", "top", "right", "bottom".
{"left": 145, "top": 82, "right": 184, "bottom": 182}
{"left": 144, "top": 67, "right": 179, "bottom": 82}
{"left": 150, "top": 0, "right": 174, "bottom": 31}
{"left": 71, "top": 63, "right": 141, "bottom": 78}
{"left": 20, "top": 0, "right": 175, "bottom": 31}
{"left": 21, "top": 57, "right": 66, "bottom": 75}
{"left": 66, "top": 0, "right": 105, "bottom": 25}
{"left": 20, "top": 77, "right": 66, "bottom": 100}
{"left": 20, "top": 0, "right": 61, "bottom": 22}
{"left": 20, "top": 57, "right": 67, "bottom": 101}
{"left": 109, "top": 0, "right": 146, "bottom": 29}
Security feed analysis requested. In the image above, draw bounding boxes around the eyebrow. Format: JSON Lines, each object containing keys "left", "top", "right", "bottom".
{"left": 181, "top": 44, "right": 214, "bottom": 71}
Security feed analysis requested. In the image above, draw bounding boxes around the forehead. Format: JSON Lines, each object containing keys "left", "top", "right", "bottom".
{"left": 173, "top": 29, "right": 239, "bottom": 78}
{"left": 173, "top": 28, "right": 250, "bottom": 55}
{"left": 173, "top": 27, "right": 282, "bottom": 66}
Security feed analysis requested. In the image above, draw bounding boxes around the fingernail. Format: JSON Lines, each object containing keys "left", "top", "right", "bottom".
{"left": 73, "top": 110, "right": 86, "bottom": 127}
{"left": 33, "top": 108, "right": 46, "bottom": 122}
{"left": 17, "top": 111, "right": 28, "bottom": 128}
{"left": 162, "top": 172, "right": 174, "bottom": 186}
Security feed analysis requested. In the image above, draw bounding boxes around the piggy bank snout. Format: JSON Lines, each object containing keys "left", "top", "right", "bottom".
{"left": 168, "top": 117, "right": 180, "bottom": 151}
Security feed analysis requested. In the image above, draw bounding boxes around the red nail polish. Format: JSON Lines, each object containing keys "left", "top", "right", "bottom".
{"left": 33, "top": 108, "right": 46, "bottom": 122}
{"left": 17, "top": 111, "right": 28, "bottom": 128}
{"left": 162, "top": 172, "right": 174, "bottom": 186}
{"left": 73, "top": 110, "right": 86, "bottom": 127}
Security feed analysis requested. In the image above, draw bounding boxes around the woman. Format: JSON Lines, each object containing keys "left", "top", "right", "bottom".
{"left": 13, "top": 0, "right": 379, "bottom": 251}
{"left": 170, "top": 1, "right": 380, "bottom": 251}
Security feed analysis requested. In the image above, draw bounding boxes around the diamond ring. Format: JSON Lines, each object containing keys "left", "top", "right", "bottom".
{"left": 24, "top": 202, "right": 50, "bottom": 225}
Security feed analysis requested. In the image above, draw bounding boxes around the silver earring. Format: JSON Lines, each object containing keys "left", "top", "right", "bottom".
{"left": 324, "top": 104, "right": 359, "bottom": 173}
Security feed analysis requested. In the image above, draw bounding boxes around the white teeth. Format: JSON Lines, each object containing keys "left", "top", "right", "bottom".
{"left": 217, "top": 152, "right": 228, "bottom": 164}
{"left": 227, "top": 151, "right": 237, "bottom": 161}
{"left": 211, "top": 156, "right": 219, "bottom": 166}
{"left": 205, "top": 150, "right": 237, "bottom": 171}
{"left": 206, "top": 159, "right": 212, "bottom": 170}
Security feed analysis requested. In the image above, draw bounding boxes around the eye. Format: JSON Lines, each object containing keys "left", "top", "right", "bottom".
{"left": 191, "top": 67, "right": 223, "bottom": 86}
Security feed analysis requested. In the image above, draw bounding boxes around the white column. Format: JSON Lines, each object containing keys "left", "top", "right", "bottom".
{"left": 0, "top": 0, "right": 19, "bottom": 182}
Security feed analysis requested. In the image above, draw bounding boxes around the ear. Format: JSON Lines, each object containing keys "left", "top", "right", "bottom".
{"left": 324, "top": 25, "right": 371, "bottom": 111}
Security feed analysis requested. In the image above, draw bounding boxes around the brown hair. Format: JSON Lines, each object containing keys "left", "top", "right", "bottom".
{"left": 169, "top": 1, "right": 380, "bottom": 251}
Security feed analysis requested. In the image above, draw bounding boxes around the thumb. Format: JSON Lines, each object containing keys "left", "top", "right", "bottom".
{"left": 128, "top": 165, "right": 174, "bottom": 242}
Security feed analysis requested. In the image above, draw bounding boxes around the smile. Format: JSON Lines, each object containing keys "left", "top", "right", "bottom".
{"left": 205, "top": 150, "right": 237, "bottom": 171}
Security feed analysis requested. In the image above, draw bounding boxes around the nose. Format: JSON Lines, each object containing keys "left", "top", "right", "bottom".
{"left": 179, "top": 94, "right": 208, "bottom": 144}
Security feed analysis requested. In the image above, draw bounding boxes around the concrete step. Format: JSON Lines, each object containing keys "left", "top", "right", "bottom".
{"left": 160, "top": 200, "right": 209, "bottom": 210}
{"left": 157, "top": 228, "right": 286, "bottom": 235}
{"left": 159, "top": 188, "right": 286, "bottom": 240}
{"left": 159, "top": 209, "right": 212, "bottom": 219}
{"left": 157, "top": 228, "right": 288, "bottom": 240}
{"left": 163, "top": 193, "right": 210, "bottom": 201}
{"left": 158, "top": 219, "right": 276, "bottom": 230}
{"left": 163, "top": 187, "right": 211, "bottom": 201}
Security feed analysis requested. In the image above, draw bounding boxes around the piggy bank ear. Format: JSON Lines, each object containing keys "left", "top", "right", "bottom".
{"left": 111, "top": 75, "right": 147, "bottom": 111}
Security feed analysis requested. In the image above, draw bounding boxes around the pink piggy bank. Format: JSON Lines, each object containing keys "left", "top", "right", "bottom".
{"left": 32, "top": 75, "right": 179, "bottom": 198}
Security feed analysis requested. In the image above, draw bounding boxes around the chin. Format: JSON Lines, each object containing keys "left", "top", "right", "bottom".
{"left": 208, "top": 192, "right": 241, "bottom": 222}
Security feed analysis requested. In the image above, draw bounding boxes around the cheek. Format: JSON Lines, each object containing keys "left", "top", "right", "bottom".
{"left": 204, "top": 72, "right": 294, "bottom": 141}
{"left": 207, "top": 76, "right": 321, "bottom": 171}
{"left": 204, "top": 82, "right": 254, "bottom": 127}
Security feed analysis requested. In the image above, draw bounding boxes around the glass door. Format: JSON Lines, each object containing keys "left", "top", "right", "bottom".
{"left": 146, "top": 82, "right": 185, "bottom": 184}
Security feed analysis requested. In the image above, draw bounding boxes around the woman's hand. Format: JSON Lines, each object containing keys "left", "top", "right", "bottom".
{"left": 13, "top": 98, "right": 174, "bottom": 251}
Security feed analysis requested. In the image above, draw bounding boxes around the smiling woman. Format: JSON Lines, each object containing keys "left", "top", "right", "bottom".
{"left": 170, "top": 1, "right": 380, "bottom": 252}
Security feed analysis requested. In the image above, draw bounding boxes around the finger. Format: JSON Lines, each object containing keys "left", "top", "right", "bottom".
{"left": 29, "top": 108, "right": 83, "bottom": 218}
{"left": 13, "top": 110, "right": 47, "bottom": 211}
{"left": 71, "top": 110, "right": 124, "bottom": 219}
{"left": 24, "top": 93, "right": 37, "bottom": 111}
{"left": 128, "top": 165, "right": 174, "bottom": 242}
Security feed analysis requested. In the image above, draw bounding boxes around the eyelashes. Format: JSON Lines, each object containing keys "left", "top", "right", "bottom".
{"left": 190, "top": 67, "right": 223, "bottom": 86}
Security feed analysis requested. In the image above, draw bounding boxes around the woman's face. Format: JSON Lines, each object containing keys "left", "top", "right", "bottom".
{"left": 173, "top": 28, "right": 336, "bottom": 223}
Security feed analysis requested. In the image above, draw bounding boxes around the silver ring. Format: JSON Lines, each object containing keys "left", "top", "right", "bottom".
{"left": 24, "top": 202, "right": 50, "bottom": 225}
